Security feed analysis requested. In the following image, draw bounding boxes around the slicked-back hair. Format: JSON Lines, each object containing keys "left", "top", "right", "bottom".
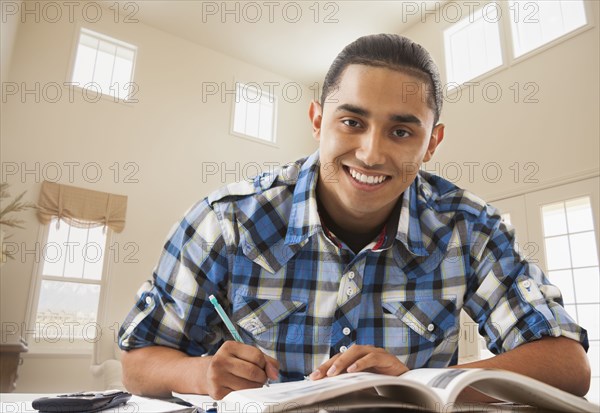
{"left": 321, "top": 34, "right": 443, "bottom": 125}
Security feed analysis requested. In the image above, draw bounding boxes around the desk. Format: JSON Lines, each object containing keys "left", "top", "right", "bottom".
{"left": 0, "top": 393, "right": 565, "bottom": 412}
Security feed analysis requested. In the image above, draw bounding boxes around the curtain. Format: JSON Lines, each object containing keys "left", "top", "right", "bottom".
{"left": 37, "top": 181, "right": 127, "bottom": 233}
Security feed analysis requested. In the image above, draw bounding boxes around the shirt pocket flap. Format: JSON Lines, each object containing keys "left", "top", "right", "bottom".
{"left": 235, "top": 297, "right": 306, "bottom": 337}
{"left": 382, "top": 299, "right": 456, "bottom": 343}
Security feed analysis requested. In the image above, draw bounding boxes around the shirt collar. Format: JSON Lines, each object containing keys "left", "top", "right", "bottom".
{"left": 284, "top": 150, "right": 322, "bottom": 245}
{"left": 284, "top": 150, "right": 429, "bottom": 257}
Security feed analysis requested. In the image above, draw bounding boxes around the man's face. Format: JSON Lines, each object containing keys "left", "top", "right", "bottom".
{"left": 310, "top": 64, "right": 444, "bottom": 224}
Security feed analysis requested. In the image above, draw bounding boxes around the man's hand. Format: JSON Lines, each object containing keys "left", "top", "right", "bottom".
{"left": 121, "top": 344, "right": 279, "bottom": 400}
{"left": 309, "top": 345, "right": 408, "bottom": 380}
{"left": 206, "top": 341, "right": 280, "bottom": 399}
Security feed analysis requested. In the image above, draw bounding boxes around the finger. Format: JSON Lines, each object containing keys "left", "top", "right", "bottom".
{"left": 222, "top": 341, "right": 269, "bottom": 369}
{"left": 229, "top": 357, "right": 270, "bottom": 384}
{"left": 309, "top": 353, "right": 341, "bottom": 380}
{"left": 264, "top": 354, "right": 280, "bottom": 380}
{"left": 347, "top": 352, "right": 409, "bottom": 376}
{"left": 346, "top": 352, "right": 379, "bottom": 373}
{"left": 324, "top": 346, "right": 370, "bottom": 377}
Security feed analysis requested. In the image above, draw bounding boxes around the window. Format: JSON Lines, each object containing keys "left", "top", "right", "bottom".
{"left": 541, "top": 197, "right": 599, "bottom": 336}
{"left": 232, "top": 82, "right": 277, "bottom": 143}
{"left": 541, "top": 196, "right": 599, "bottom": 403}
{"left": 29, "top": 218, "right": 109, "bottom": 351}
{"left": 443, "top": 0, "right": 590, "bottom": 87}
{"left": 26, "top": 181, "right": 128, "bottom": 353}
{"left": 509, "top": 0, "right": 588, "bottom": 58}
{"left": 443, "top": 4, "right": 503, "bottom": 86}
{"left": 71, "top": 28, "right": 137, "bottom": 101}
{"left": 493, "top": 177, "right": 600, "bottom": 403}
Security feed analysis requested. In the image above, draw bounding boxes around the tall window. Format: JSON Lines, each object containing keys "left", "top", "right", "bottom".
{"left": 509, "top": 0, "right": 588, "bottom": 58}
{"left": 30, "top": 218, "right": 108, "bottom": 348}
{"left": 27, "top": 181, "right": 127, "bottom": 353}
{"left": 541, "top": 197, "right": 599, "bottom": 339}
{"left": 71, "top": 28, "right": 137, "bottom": 101}
{"left": 232, "top": 82, "right": 277, "bottom": 144}
{"left": 493, "top": 177, "right": 599, "bottom": 403}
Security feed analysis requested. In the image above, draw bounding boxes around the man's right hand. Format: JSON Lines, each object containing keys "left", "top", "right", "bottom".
{"left": 121, "top": 343, "right": 279, "bottom": 400}
{"left": 206, "top": 340, "right": 279, "bottom": 399}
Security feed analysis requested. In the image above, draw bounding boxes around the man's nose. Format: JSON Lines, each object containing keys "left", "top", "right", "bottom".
{"left": 355, "top": 131, "right": 386, "bottom": 167}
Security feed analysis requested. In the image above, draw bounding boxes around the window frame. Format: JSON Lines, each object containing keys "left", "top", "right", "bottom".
{"left": 442, "top": 0, "right": 595, "bottom": 90}
{"left": 24, "top": 219, "right": 114, "bottom": 355}
{"left": 507, "top": 0, "right": 592, "bottom": 63}
{"left": 443, "top": 2, "right": 507, "bottom": 90}
{"left": 66, "top": 25, "right": 138, "bottom": 104}
{"left": 230, "top": 80, "right": 279, "bottom": 147}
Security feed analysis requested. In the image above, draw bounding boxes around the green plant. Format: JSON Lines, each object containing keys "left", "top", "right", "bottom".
{"left": 1, "top": 182, "right": 37, "bottom": 263}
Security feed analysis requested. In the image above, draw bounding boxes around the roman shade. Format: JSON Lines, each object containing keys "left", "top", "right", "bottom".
{"left": 37, "top": 181, "right": 127, "bottom": 233}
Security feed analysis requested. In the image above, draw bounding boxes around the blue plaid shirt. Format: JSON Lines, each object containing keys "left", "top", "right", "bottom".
{"left": 119, "top": 150, "right": 588, "bottom": 382}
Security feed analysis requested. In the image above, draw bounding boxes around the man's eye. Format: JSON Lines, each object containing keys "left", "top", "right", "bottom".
{"left": 392, "top": 129, "right": 410, "bottom": 138}
{"left": 342, "top": 119, "right": 360, "bottom": 128}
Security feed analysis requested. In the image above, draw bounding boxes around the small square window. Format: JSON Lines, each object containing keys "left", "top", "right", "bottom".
{"left": 71, "top": 28, "right": 137, "bottom": 101}
{"left": 509, "top": 0, "right": 588, "bottom": 58}
{"left": 443, "top": 5, "right": 504, "bottom": 86}
{"left": 232, "top": 82, "right": 277, "bottom": 143}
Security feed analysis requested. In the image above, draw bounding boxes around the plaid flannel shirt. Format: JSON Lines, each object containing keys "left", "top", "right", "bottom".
{"left": 119, "top": 150, "right": 588, "bottom": 382}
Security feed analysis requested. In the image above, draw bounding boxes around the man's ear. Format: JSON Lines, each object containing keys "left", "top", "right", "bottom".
{"left": 423, "top": 123, "right": 445, "bottom": 163}
{"left": 308, "top": 100, "right": 323, "bottom": 140}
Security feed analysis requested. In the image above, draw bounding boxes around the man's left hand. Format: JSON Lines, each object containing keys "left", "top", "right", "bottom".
{"left": 309, "top": 345, "right": 409, "bottom": 380}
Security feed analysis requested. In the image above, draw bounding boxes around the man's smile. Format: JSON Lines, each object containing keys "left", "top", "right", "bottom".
{"left": 343, "top": 165, "right": 391, "bottom": 189}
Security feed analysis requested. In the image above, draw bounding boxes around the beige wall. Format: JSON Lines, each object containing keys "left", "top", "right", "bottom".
{"left": 403, "top": 0, "right": 600, "bottom": 201}
{"left": 0, "top": 0, "right": 22, "bottom": 83}
{"left": 0, "top": 8, "right": 315, "bottom": 391}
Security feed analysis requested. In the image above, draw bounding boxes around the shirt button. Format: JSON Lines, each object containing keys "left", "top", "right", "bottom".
{"left": 342, "top": 327, "right": 351, "bottom": 336}
{"left": 340, "top": 346, "right": 348, "bottom": 353}
{"left": 523, "top": 280, "right": 531, "bottom": 288}
{"left": 346, "top": 287, "right": 354, "bottom": 296}
{"left": 348, "top": 271, "right": 355, "bottom": 280}
{"left": 427, "top": 323, "right": 435, "bottom": 332}
{"left": 145, "top": 296, "right": 153, "bottom": 306}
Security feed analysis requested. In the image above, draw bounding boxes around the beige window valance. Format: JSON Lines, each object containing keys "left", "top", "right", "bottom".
{"left": 37, "top": 181, "right": 128, "bottom": 233}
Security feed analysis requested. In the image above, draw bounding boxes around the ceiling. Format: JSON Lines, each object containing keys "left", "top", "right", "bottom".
{"left": 117, "top": 1, "right": 444, "bottom": 85}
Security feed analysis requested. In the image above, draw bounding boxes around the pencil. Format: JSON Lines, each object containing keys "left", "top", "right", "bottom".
{"left": 208, "top": 294, "right": 271, "bottom": 387}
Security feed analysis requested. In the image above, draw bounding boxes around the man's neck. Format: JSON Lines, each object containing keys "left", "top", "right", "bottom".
{"left": 317, "top": 203, "right": 381, "bottom": 253}
{"left": 316, "top": 196, "right": 400, "bottom": 254}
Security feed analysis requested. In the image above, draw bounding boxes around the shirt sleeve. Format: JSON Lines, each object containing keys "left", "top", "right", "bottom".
{"left": 118, "top": 198, "right": 231, "bottom": 356}
{"left": 463, "top": 204, "right": 589, "bottom": 355}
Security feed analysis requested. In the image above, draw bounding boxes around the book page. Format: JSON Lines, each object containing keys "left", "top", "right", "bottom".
{"left": 217, "top": 373, "right": 442, "bottom": 412}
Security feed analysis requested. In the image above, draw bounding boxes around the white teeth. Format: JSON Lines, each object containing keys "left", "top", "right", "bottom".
{"left": 348, "top": 168, "right": 387, "bottom": 185}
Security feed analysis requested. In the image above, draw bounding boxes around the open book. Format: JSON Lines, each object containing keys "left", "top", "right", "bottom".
{"left": 177, "top": 368, "right": 599, "bottom": 412}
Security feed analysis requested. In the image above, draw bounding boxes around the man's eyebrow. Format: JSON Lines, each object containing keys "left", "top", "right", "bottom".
{"left": 335, "top": 103, "right": 369, "bottom": 117}
{"left": 335, "top": 103, "right": 423, "bottom": 127}
{"left": 390, "top": 114, "right": 422, "bottom": 126}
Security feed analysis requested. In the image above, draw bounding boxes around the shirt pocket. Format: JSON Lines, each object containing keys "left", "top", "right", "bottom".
{"left": 382, "top": 298, "right": 458, "bottom": 345}
{"left": 232, "top": 295, "right": 306, "bottom": 349}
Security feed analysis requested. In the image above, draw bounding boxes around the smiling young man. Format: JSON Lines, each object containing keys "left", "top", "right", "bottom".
{"left": 118, "top": 34, "right": 590, "bottom": 401}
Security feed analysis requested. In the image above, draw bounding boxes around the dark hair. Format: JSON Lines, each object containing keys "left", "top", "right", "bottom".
{"left": 321, "top": 34, "right": 443, "bottom": 125}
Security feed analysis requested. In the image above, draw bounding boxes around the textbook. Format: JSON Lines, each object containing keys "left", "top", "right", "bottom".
{"left": 178, "top": 368, "right": 600, "bottom": 412}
